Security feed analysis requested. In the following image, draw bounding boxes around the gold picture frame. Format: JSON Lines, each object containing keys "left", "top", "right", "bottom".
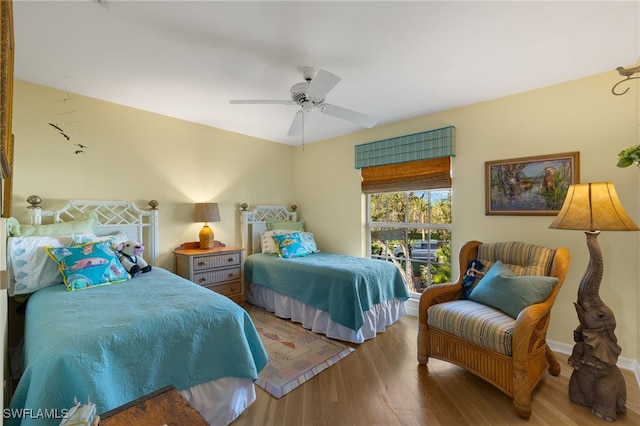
{"left": 485, "top": 151, "right": 580, "bottom": 216}
{"left": 0, "top": 0, "right": 14, "bottom": 217}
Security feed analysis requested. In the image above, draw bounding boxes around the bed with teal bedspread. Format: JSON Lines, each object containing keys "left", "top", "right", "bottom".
{"left": 8, "top": 267, "right": 268, "bottom": 426}
{"left": 244, "top": 252, "right": 409, "bottom": 332}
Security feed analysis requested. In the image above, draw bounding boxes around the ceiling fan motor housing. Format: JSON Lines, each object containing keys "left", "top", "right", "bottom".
{"left": 290, "top": 81, "right": 321, "bottom": 105}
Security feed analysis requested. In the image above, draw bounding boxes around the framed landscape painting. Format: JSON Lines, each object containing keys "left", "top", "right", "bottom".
{"left": 485, "top": 152, "right": 579, "bottom": 216}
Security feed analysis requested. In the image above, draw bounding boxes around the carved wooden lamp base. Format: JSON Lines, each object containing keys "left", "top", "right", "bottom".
{"left": 566, "top": 231, "right": 626, "bottom": 422}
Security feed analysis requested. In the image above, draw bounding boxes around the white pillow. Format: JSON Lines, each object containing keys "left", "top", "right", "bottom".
{"left": 260, "top": 230, "right": 290, "bottom": 254}
{"left": 7, "top": 235, "right": 77, "bottom": 296}
{"left": 299, "top": 231, "right": 319, "bottom": 253}
{"left": 71, "top": 232, "right": 129, "bottom": 248}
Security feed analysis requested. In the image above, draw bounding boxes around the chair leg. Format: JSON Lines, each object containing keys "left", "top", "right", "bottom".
{"left": 417, "top": 327, "right": 429, "bottom": 364}
{"left": 545, "top": 345, "right": 561, "bottom": 376}
{"left": 513, "top": 368, "right": 532, "bottom": 419}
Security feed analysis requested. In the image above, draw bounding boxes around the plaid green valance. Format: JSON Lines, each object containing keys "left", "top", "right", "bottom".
{"left": 354, "top": 126, "right": 455, "bottom": 169}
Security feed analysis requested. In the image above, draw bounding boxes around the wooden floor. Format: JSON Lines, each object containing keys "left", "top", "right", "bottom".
{"left": 234, "top": 305, "right": 640, "bottom": 426}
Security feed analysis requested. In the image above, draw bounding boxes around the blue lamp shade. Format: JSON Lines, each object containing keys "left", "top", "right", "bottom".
{"left": 194, "top": 203, "right": 220, "bottom": 249}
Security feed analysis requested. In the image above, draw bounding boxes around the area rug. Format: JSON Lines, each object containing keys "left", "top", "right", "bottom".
{"left": 249, "top": 308, "right": 355, "bottom": 398}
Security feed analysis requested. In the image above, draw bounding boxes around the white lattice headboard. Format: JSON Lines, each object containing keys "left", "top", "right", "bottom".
{"left": 25, "top": 197, "right": 160, "bottom": 266}
{"left": 240, "top": 204, "right": 297, "bottom": 255}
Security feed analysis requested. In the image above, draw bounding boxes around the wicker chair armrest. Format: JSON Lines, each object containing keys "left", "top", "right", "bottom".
{"left": 420, "top": 282, "right": 461, "bottom": 306}
{"left": 418, "top": 281, "right": 462, "bottom": 325}
{"left": 512, "top": 247, "right": 570, "bottom": 362}
{"left": 418, "top": 240, "right": 482, "bottom": 326}
{"left": 511, "top": 299, "right": 554, "bottom": 361}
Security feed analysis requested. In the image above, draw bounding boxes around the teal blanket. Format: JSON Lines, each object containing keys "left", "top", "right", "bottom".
{"left": 7, "top": 268, "right": 268, "bottom": 426}
{"left": 244, "top": 253, "right": 409, "bottom": 331}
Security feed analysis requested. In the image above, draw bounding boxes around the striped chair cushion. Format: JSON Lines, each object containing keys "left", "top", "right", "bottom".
{"left": 428, "top": 300, "right": 515, "bottom": 355}
{"left": 476, "top": 241, "right": 555, "bottom": 278}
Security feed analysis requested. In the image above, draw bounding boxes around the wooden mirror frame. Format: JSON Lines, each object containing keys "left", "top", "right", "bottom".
{"left": 0, "top": 0, "right": 14, "bottom": 218}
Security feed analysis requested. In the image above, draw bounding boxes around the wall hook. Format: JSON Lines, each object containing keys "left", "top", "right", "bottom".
{"left": 611, "top": 65, "right": 640, "bottom": 96}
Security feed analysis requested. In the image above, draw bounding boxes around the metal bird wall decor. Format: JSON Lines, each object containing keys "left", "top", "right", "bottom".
{"left": 48, "top": 86, "right": 88, "bottom": 154}
{"left": 611, "top": 64, "right": 640, "bottom": 96}
{"left": 48, "top": 122, "right": 70, "bottom": 140}
{"left": 48, "top": 123, "right": 87, "bottom": 154}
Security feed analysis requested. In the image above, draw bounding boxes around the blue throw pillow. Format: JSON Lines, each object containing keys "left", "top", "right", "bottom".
{"left": 469, "top": 260, "right": 558, "bottom": 318}
{"left": 272, "top": 233, "right": 310, "bottom": 259}
{"left": 46, "top": 241, "right": 130, "bottom": 291}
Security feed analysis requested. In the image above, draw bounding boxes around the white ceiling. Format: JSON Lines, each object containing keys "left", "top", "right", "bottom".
{"left": 12, "top": 0, "right": 640, "bottom": 146}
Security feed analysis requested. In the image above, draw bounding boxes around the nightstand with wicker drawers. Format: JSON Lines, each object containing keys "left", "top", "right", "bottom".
{"left": 174, "top": 242, "right": 244, "bottom": 303}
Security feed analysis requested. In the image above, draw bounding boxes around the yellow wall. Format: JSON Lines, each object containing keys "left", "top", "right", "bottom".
{"left": 11, "top": 72, "right": 640, "bottom": 361}
{"left": 11, "top": 80, "right": 297, "bottom": 270}
{"left": 295, "top": 71, "right": 640, "bottom": 360}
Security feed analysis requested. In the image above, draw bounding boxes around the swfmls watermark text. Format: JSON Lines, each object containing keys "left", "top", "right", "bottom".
{"left": 3, "top": 408, "right": 70, "bottom": 420}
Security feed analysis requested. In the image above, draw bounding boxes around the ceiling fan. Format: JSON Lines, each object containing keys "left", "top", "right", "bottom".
{"left": 230, "top": 68, "right": 378, "bottom": 137}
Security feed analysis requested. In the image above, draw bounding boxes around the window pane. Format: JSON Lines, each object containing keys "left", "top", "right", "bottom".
{"left": 407, "top": 191, "right": 429, "bottom": 224}
{"left": 368, "top": 189, "right": 452, "bottom": 294}
{"left": 369, "top": 194, "right": 389, "bottom": 222}
{"left": 371, "top": 193, "right": 409, "bottom": 223}
{"left": 370, "top": 227, "right": 405, "bottom": 259}
{"left": 430, "top": 191, "right": 452, "bottom": 224}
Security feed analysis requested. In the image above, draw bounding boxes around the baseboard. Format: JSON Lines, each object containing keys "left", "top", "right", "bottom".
{"left": 406, "top": 297, "right": 419, "bottom": 317}
{"left": 406, "top": 297, "right": 640, "bottom": 388}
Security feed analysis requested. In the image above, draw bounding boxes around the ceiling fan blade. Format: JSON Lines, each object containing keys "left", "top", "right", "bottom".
{"left": 320, "top": 104, "right": 378, "bottom": 128}
{"left": 287, "top": 110, "right": 310, "bottom": 136}
{"left": 229, "top": 99, "right": 294, "bottom": 105}
{"left": 306, "top": 69, "right": 340, "bottom": 101}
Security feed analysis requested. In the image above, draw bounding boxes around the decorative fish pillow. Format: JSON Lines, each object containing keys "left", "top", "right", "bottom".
{"left": 46, "top": 241, "right": 130, "bottom": 291}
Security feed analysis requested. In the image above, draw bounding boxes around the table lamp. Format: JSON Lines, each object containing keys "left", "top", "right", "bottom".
{"left": 194, "top": 202, "right": 220, "bottom": 249}
{"left": 549, "top": 182, "right": 638, "bottom": 421}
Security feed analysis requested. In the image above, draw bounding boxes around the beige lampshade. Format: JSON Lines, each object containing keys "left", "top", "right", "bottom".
{"left": 194, "top": 203, "right": 220, "bottom": 223}
{"left": 549, "top": 182, "right": 639, "bottom": 232}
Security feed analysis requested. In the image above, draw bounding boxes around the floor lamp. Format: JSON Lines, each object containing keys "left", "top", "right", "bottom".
{"left": 549, "top": 182, "right": 639, "bottom": 421}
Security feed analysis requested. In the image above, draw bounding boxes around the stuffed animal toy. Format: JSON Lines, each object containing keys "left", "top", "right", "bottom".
{"left": 117, "top": 240, "right": 151, "bottom": 277}
{"left": 461, "top": 259, "right": 484, "bottom": 300}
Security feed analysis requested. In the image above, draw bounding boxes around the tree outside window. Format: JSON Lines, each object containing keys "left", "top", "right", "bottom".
{"left": 368, "top": 190, "right": 452, "bottom": 294}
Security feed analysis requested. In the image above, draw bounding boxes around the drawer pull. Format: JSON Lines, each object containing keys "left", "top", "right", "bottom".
{"left": 198, "top": 261, "right": 206, "bottom": 266}
{"left": 198, "top": 277, "right": 207, "bottom": 283}
{"left": 227, "top": 257, "right": 234, "bottom": 262}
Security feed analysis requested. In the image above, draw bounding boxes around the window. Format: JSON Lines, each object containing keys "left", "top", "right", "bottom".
{"left": 355, "top": 127, "right": 455, "bottom": 295}
{"left": 367, "top": 189, "right": 452, "bottom": 295}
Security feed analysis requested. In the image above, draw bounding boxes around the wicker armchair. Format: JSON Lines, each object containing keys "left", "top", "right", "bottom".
{"left": 417, "top": 240, "right": 570, "bottom": 419}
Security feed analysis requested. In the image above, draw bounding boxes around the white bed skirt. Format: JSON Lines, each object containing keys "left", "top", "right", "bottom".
{"left": 246, "top": 283, "right": 407, "bottom": 343}
{"left": 180, "top": 377, "right": 256, "bottom": 426}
